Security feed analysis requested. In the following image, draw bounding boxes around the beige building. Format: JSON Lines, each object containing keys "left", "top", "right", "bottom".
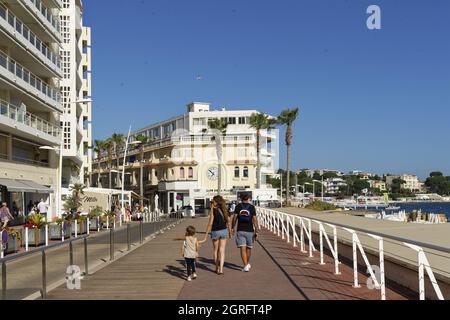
{"left": 1, "top": 0, "right": 63, "bottom": 220}
{"left": 386, "top": 174, "right": 424, "bottom": 193}
{"left": 59, "top": 0, "right": 92, "bottom": 188}
{"left": 92, "top": 102, "right": 278, "bottom": 213}
{"left": 370, "top": 180, "right": 387, "bottom": 192}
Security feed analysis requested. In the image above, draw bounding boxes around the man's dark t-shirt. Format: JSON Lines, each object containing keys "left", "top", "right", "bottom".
{"left": 235, "top": 203, "right": 256, "bottom": 233}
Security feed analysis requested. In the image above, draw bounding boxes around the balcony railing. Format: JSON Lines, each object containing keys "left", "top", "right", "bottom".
{"left": 0, "top": 50, "right": 61, "bottom": 105}
{"left": 0, "top": 3, "right": 61, "bottom": 70}
{"left": 12, "top": 155, "right": 50, "bottom": 167}
{"left": 23, "top": 0, "right": 61, "bottom": 35}
{"left": 0, "top": 98, "right": 61, "bottom": 138}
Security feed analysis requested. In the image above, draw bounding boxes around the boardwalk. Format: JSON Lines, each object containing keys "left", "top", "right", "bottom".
{"left": 45, "top": 217, "right": 410, "bottom": 300}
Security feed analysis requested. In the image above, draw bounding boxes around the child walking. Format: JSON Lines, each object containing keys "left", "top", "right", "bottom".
{"left": 182, "top": 226, "right": 200, "bottom": 281}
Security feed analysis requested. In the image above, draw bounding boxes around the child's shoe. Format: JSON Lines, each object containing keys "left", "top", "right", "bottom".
{"left": 187, "top": 276, "right": 192, "bottom": 282}
{"left": 192, "top": 273, "right": 197, "bottom": 279}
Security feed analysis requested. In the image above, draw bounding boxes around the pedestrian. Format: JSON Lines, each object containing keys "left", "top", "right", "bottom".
{"left": 201, "top": 195, "right": 231, "bottom": 275}
{"left": 1, "top": 202, "right": 14, "bottom": 229}
{"left": 229, "top": 201, "right": 237, "bottom": 217}
{"left": 125, "top": 205, "right": 132, "bottom": 223}
{"left": 231, "top": 194, "right": 259, "bottom": 272}
{"left": 181, "top": 226, "right": 200, "bottom": 282}
{"left": 37, "top": 199, "right": 48, "bottom": 218}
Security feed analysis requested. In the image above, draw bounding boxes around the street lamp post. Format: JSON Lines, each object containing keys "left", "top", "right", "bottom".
{"left": 120, "top": 126, "right": 141, "bottom": 224}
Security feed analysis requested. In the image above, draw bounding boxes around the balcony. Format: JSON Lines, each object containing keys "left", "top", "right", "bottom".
{"left": 2, "top": 0, "right": 62, "bottom": 42}
{"left": 0, "top": 98, "right": 61, "bottom": 144}
{"left": 0, "top": 3, "right": 62, "bottom": 76}
{"left": 0, "top": 50, "right": 62, "bottom": 112}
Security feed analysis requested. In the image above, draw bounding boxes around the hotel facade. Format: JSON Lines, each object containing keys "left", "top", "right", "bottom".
{"left": 0, "top": 0, "right": 91, "bottom": 221}
{"left": 92, "top": 102, "right": 278, "bottom": 214}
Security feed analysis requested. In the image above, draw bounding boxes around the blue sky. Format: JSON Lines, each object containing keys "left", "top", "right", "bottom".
{"left": 83, "top": 0, "right": 450, "bottom": 179}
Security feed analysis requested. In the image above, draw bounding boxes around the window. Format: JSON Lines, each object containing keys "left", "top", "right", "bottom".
{"left": 238, "top": 117, "right": 246, "bottom": 125}
{"left": 0, "top": 5, "right": 6, "bottom": 19}
{"left": 243, "top": 167, "right": 249, "bottom": 178}
{"left": 188, "top": 167, "right": 193, "bottom": 179}
{"left": 180, "top": 167, "right": 185, "bottom": 179}
{"left": 228, "top": 117, "right": 236, "bottom": 125}
{"left": 234, "top": 167, "right": 240, "bottom": 178}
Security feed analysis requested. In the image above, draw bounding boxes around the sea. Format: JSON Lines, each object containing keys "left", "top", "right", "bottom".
{"left": 388, "top": 202, "right": 450, "bottom": 220}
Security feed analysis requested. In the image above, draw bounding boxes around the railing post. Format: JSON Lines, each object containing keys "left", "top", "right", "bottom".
{"left": 140, "top": 220, "right": 144, "bottom": 244}
{"left": 127, "top": 223, "right": 131, "bottom": 251}
{"left": 2, "top": 262, "right": 6, "bottom": 300}
{"left": 308, "top": 219, "right": 313, "bottom": 258}
{"left": 25, "top": 227, "right": 29, "bottom": 251}
{"left": 45, "top": 224, "right": 49, "bottom": 247}
{"left": 110, "top": 228, "right": 114, "bottom": 261}
{"left": 84, "top": 237, "right": 88, "bottom": 276}
{"left": 318, "top": 222, "right": 324, "bottom": 265}
{"left": 87, "top": 220, "right": 90, "bottom": 235}
{"left": 69, "top": 241, "right": 73, "bottom": 266}
{"left": 41, "top": 250, "right": 47, "bottom": 299}
{"left": 75, "top": 220, "right": 78, "bottom": 238}
{"left": 61, "top": 222, "right": 64, "bottom": 242}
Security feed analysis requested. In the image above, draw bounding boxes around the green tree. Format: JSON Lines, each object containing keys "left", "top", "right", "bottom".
{"left": 249, "top": 113, "right": 277, "bottom": 189}
{"left": 94, "top": 139, "right": 106, "bottom": 187}
{"left": 111, "top": 133, "right": 125, "bottom": 188}
{"left": 135, "top": 135, "right": 151, "bottom": 205}
{"left": 103, "top": 138, "right": 114, "bottom": 189}
{"left": 277, "top": 108, "right": 299, "bottom": 205}
{"left": 391, "top": 178, "right": 406, "bottom": 194}
{"left": 425, "top": 173, "right": 450, "bottom": 195}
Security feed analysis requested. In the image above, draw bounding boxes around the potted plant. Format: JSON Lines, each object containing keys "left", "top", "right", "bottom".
{"left": 102, "top": 210, "right": 116, "bottom": 229}
{"left": 49, "top": 217, "right": 71, "bottom": 240}
{"left": 88, "top": 207, "right": 103, "bottom": 231}
{"left": 77, "top": 215, "right": 88, "bottom": 234}
{"left": 24, "top": 214, "right": 47, "bottom": 247}
{"left": 5, "top": 228, "right": 22, "bottom": 254}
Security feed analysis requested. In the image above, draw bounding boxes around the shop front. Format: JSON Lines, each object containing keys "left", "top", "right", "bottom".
{"left": 0, "top": 178, "right": 54, "bottom": 225}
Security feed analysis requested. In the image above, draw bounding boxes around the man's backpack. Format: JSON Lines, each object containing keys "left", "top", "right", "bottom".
{"left": 238, "top": 203, "right": 253, "bottom": 224}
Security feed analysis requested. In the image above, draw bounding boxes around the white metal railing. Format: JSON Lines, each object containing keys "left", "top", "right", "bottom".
{"left": 256, "top": 208, "right": 447, "bottom": 300}
{"left": 0, "top": 99, "right": 61, "bottom": 138}
{"left": 0, "top": 3, "right": 61, "bottom": 69}
{"left": 24, "top": 0, "right": 61, "bottom": 34}
{"left": 0, "top": 50, "right": 61, "bottom": 104}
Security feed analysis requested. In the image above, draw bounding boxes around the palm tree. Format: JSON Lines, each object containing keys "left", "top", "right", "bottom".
{"left": 249, "top": 113, "right": 277, "bottom": 189}
{"left": 206, "top": 118, "right": 228, "bottom": 195}
{"left": 94, "top": 139, "right": 105, "bottom": 187}
{"left": 103, "top": 138, "right": 114, "bottom": 189}
{"left": 135, "top": 134, "right": 150, "bottom": 206}
{"left": 277, "top": 108, "right": 299, "bottom": 205}
{"left": 111, "top": 133, "right": 125, "bottom": 188}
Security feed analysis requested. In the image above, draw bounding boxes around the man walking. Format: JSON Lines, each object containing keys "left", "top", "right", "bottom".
{"left": 231, "top": 194, "right": 259, "bottom": 272}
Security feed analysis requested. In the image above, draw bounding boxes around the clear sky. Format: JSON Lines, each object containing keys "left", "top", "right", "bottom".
{"left": 83, "top": 0, "right": 450, "bottom": 179}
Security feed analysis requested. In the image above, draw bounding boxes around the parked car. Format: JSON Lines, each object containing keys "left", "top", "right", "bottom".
{"left": 182, "top": 205, "right": 195, "bottom": 218}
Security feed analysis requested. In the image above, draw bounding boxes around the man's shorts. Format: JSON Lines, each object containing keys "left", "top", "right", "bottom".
{"left": 235, "top": 231, "right": 255, "bottom": 249}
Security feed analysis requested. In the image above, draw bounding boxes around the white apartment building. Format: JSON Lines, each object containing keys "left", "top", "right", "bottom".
{"left": 92, "top": 102, "right": 278, "bottom": 213}
{"left": 386, "top": 174, "right": 425, "bottom": 193}
{"left": 59, "top": 0, "right": 92, "bottom": 188}
{"left": 324, "top": 178, "right": 347, "bottom": 194}
{"left": 0, "top": 0, "right": 63, "bottom": 221}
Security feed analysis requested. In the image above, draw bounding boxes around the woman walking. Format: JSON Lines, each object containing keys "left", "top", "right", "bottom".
{"left": 202, "top": 195, "right": 231, "bottom": 275}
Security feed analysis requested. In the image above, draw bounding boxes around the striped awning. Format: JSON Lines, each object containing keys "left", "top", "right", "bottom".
{"left": 0, "top": 178, "right": 53, "bottom": 193}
